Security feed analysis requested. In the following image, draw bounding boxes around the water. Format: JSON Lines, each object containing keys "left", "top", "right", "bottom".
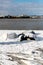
{"left": 0, "top": 19, "right": 43, "bottom": 30}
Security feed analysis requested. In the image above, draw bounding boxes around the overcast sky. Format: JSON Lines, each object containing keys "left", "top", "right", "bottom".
{"left": 0, "top": 0, "right": 43, "bottom": 16}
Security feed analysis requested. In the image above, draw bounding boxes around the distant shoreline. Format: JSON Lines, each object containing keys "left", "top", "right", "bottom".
{"left": 0, "top": 15, "right": 42, "bottom": 19}
{"left": 0, "top": 18, "right": 42, "bottom": 19}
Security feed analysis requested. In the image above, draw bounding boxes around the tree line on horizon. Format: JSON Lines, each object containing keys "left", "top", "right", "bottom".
{"left": 0, "top": 15, "right": 42, "bottom": 19}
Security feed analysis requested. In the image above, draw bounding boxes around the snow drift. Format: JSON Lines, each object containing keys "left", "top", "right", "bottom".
{"left": 0, "top": 30, "right": 43, "bottom": 65}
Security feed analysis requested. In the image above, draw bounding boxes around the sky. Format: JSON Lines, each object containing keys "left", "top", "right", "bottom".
{"left": 0, "top": 0, "right": 43, "bottom": 16}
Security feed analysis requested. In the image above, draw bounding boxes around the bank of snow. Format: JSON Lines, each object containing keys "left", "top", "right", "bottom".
{"left": 0, "top": 30, "right": 43, "bottom": 65}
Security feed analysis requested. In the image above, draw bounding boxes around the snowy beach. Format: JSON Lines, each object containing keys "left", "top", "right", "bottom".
{"left": 0, "top": 30, "right": 43, "bottom": 65}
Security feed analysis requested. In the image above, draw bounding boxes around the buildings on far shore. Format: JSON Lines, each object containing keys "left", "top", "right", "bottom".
{"left": 0, "top": 15, "right": 43, "bottom": 19}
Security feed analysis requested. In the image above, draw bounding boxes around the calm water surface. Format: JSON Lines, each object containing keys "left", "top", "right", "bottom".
{"left": 0, "top": 19, "right": 43, "bottom": 30}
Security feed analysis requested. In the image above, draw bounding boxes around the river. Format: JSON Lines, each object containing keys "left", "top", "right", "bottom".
{"left": 0, "top": 19, "right": 43, "bottom": 30}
